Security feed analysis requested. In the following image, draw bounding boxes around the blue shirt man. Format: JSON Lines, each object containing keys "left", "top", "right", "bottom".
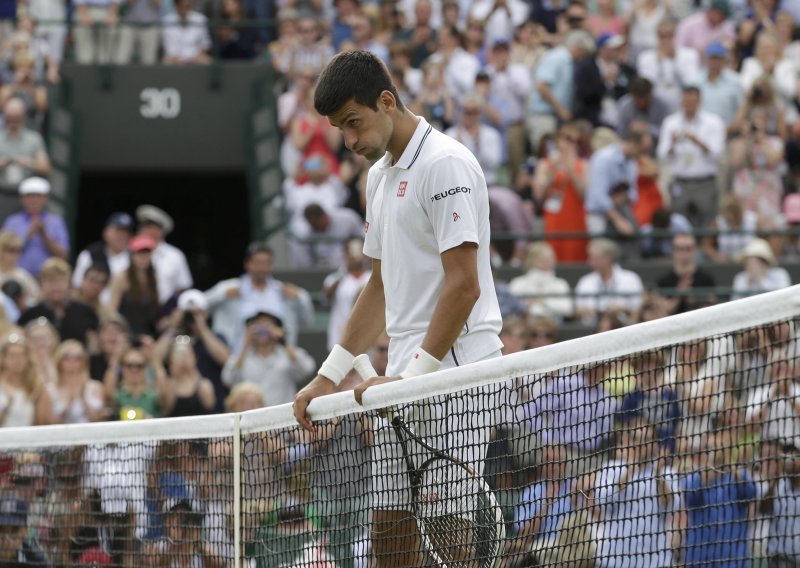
{"left": 692, "top": 42, "right": 744, "bottom": 126}
{"left": 585, "top": 135, "right": 641, "bottom": 234}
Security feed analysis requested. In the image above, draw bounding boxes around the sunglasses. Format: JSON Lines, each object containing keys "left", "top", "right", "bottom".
{"left": 123, "top": 362, "right": 146, "bottom": 370}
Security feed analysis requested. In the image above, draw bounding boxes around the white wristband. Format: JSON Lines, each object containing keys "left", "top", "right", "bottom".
{"left": 318, "top": 344, "right": 355, "bottom": 386}
{"left": 400, "top": 347, "right": 441, "bottom": 379}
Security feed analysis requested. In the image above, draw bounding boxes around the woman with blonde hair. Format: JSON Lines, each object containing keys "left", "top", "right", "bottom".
{"left": 49, "top": 339, "right": 106, "bottom": 424}
{"left": 224, "top": 381, "right": 265, "bottom": 413}
{"left": 0, "top": 231, "right": 39, "bottom": 305}
{"left": 24, "top": 317, "right": 59, "bottom": 385}
{"left": 0, "top": 334, "right": 54, "bottom": 427}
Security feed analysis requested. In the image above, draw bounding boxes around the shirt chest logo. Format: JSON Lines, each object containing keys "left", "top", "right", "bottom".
{"left": 397, "top": 181, "right": 408, "bottom": 197}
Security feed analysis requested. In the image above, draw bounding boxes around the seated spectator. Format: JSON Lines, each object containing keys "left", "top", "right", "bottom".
{"left": 616, "top": 77, "right": 671, "bottom": 142}
{"left": 731, "top": 238, "right": 791, "bottom": 300}
{"left": 0, "top": 333, "right": 54, "bottom": 427}
{"left": 206, "top": 242, "right": 314, "bottom": 348}
{"left": 0, "top": 496, "right": 48, "bottom": 565}
{"left": 493, "top": 265, "right": 527, "bottom": 320}
{"left": 656, "top": 233, "right": 717, "bottom": 314}
{"left": 116, "top": 0, "right": 161, "bottom": 65}
{"left": 487, "top": 185, "right": 535, "bottom": 264}
{"left": 349, "top": 12, "right": 390, "bottom": 63}
{"left": 674, "top": 0, "right": 736, "bottom": 57}
{"left": 323, "top": 239, "right": 371, "bottom": 351}
{"left": 72, "top": 212, "right": 133, "bottom": 304}
{"left": 0, "top": 230, "right": 39, "bottom": 307}
{"left": 628, "top": 118, "right": 664, "bottom": 229}
{"left": 135, "top": 205, "right": 193, "bottom": 305}
{"left": 508, "top": 242, "right": 573, "bottom": 321}
{"left": 739, "top": 32, "right": 796, "bottom": 123}
{"left": 445, "top": 94, "right": 503, "bottom": 185}
{"left": 733, "top": 73, "right": 787, "bottom": 141}
{"left": 224, "top": 381, "right": 265, "bottom": 413}
{"left": 425, "top": 25, "right": 481, "bottom": 100}
{"left": 499, "top": 316, "right": 530, "bottom": 355}
{"left": 575, "top": 238, "right": 644, "bottom": 327}
{"left": 528, "top": 315, "right": 558, "bottom": 349}
{"left": 162, "top": 336, "right": 216, "bottom": 418}
{"left": 18, "top": 258, "right": 99, "bottom": 347}
{"left": 0, "top": 104, "right": 51, "bottom": 216}
{"left": 155, "top": 289, "right": 230, "bottom": 413}
{"left": 273, "top": 16, "right": 333, "bottom": 79}
{"left": 213, "top": 0, "right": 258, "bottom": 60}
{"left": 605, "top": 181, "right": 640, "bottom": 260}
{"left": 221, "top": 310, "right": 316, "bottom": 406}
{"left": 410, "top": 59, "right": 456, "bottom": 132}
{"left": 702, "top": 194, "right": 759, "bottom": 262}
{"left": 89, "top": 314, "right": 130, "bottom": 381}
{"left": 587, "top": 0, "right": 624, "bottom": 37}
{"left": 288, "top": 89, "right": 342, "bottom": 181}
{"left": 283, "top": 156, "right": 349, "bottom": 242}
{"left": 0, "top": 53, "right": 47, "bottom": 131}
{"left": 24, "top": 316, "right": 58, "bottom": 385}
{"left": 72, "top": 263, "right": 113, "bottom": 324}
{"left": 107, "top": 235, "right": 162, "bottom": 338}
{"left": 49, "top": 339, "right": 107, "bottom": 424}
{"left": 782, "top": 193, "right": 800, "bottom": 260}
{"left": 162, "top": 0, "right": 212, "bottom": 64}
{"left": 692, "top": 42, "right": 744, "bottom": 128}
{"left": 532, "top": 124, "right": 588, "bottom": 262}
{"left": 2, "top": 176, "right": 68, "bottom": 277}
{"left": 288, "top": 203, "right": 364, "bottom": 269}
{"left": 103, "top": 344, "right": 169, "bottom": 420}
{"left": 625, "top": 0, "right": 669, "bottom": 62}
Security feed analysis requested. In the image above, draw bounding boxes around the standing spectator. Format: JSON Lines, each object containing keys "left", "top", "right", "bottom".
{"left": 161, "top": 0, "right": 212, "bottom": 65}
{"left": 205, "top": 242, "right": 314, "bottom": 348}
{"left": 587, "top": 0, "right": 624, "bottom": 37}
{"left": 674, "top": 0, "right": 736, "bottom": 57}
{"left": 692, "top": 42, "right": 744, "bottom": 127}
{"left": 0, "top": 334, "right": 54, "bottom": 427}
{"left": 0, "top": 98, "right": 50, "bottom": 219}
{"left": 2, "top": 177, "right": 68, "bottom": 278}
{"left": 135, "top": 205, "right": 193, "bottom": 304}
{"left": 508, "top": 241, "right": 574, "bottom": 321}
{"left": 324, "top": 239, "right": 371, "bottom": 351}
{"left": 49, "top": 340, "right": 107, "bottom": 424}
{"left": 0, "top": 53, "right": 48, "bottom": 131}
{"left": 213, "top": 0, "right": 258, "bottom": 60}
{"left": 0, "top": 231, "right": 39, "bottom": 306}
{"left": 616, "top": 77, "right": 671, "bottom": 142}
{"left": 274, "top": 16, "right": 333, "bottom": 79}
{"left": 394, "top": 0, "right": 437, "bottom": 68}
{"left": 162, "top": 336, "right": 216, "bottom": 418}
{"left": 469, "top": 0, "right": 529, "bottom": 44}
{"left": 657, "top": 85, "right": 726, "bottom": 230}
{"left": 18, "top": 259, "right": 99, "bottom": 347}
{"left": 733, "top": 75, "right": 787, "bottom": 140}
{"left": 410, "top": 60, "right": 456, "bottom": 132}
{"left": 533, "top": 125, "right": 588, "bottom": 262}
{"left": 73, "top": 0, "right": 120, "bottom": 64}
{"left": 656, "top": 233, "right": 716, "bottom": 314}
{"left": 289, "top": 204, "right": 364, "bottom": 269}
{"left": 72, "top": 212, "right": 133, "bottom": 304}
{"left": 116, "top": 0, "right": 161, "bottom": 65}
{"left": 424, "top": 25, "right": 481, "bottom": 99}
{"left": 107, "top": 234, "right": 162, "bottom": 338}
{"left": 625, "top": 0, "right": 670, "bottom": 62}
{"left": 27, "top": 0, "right": 68, "bottom": 70}
{"left": 103, "top": 344, "right": 169, "bottom": 420}
{"left": 445, "top": 95, "right": 503, "bottom": 184}
{"left": 584, "top": 131, "right": 642, "bottom": 235}
{"left": 731, "top": 238, "right": 791, "bottom": 300}
{"left": 89, "top": 314, "right": 130, "bottom": 381}
{"left": 575, "top": 238, "right": 644, "bottom": 325}
{"left": 528, "top": 30, "right": 594, "bottom": 150}
{"left": 221, "top": 310, "right": 315, "bottom": 406}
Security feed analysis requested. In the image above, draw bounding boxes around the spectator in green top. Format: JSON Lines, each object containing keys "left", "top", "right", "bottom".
{"left": 103, "top": 343, "right": 168, "bottom": 420}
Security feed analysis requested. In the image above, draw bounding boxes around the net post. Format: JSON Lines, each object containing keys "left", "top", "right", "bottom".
{"left": 233, "top": 412, "right": 242, "bottom": 567}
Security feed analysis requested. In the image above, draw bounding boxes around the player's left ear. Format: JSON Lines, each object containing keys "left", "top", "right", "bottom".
{"left": 378, "top": 90, "right": 397, "bottom": 112}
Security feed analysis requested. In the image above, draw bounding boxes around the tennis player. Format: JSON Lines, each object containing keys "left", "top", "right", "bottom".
{"left": 293, "top": 50, "right": 503, "bottom": 566}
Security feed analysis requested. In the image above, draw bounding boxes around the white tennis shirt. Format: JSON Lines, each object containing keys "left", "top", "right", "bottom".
{"left": 363, "top": 117, "right": 503, "bottom": 375}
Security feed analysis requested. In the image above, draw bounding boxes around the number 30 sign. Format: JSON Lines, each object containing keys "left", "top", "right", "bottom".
{"left": 140, "top": 88, "right": 182, "bottom": 119}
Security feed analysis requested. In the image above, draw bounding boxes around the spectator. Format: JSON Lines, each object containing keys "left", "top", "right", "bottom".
{"left": 72, "top": 263, "right": 113, "bottom": 324}
{"left": 135, "top": 205, "right": 193, "bottom": 304}
{"left": 616, "top": 77, "right": 671, "bottom": 142}
{"left": 107, "top": 235, "right": 162, "bottom": 338}
{"left": 703, "top": 194, "right": 759, "bottom": 262}
{"left": 103, "top": 344, "right": 169, "bottom": 420}
{"left": 24, "top": 316, "right": 59, "bottom": 386}
{"left": 509, "top": 242, "right": 573, "bottom": 321}
{"left": 605, "top": 181, "right": 640, "bottom": 260}
{"left": 72, "top": 212, "right": 133, "bottom": 304}
{"left": 349, "top": 12, "right": 390, "bottom": 63}
{"left": 323, "top": 238, "right": 371, "bottom": 351}
{"left": 275, "top": 16, "right": 334, "bottom": 79}
{"left": 584, "top": 130, "right": 642, "bottom": 235}
{"left": 731, "top": 238, "right": 791, "bottom": 300}
{"left": 739, "top": 32, "right": 796, "bottom": 117}
{"left": 575, "top": 238, "right": 644, "bottom": 326}
{"left": 745, "top": 345, "right": 800, "bottom": 452}
{"left": 657, "top": 85, "right": 726, "bottom": 230}
{"left": 529, "top": 315, "right": 558, "bottom": 349}
{"left": 393, "top": 0, "right": 437, "bottom": 68}
{"left": 487, "top": 184, "right": 535, "bottom": 264}
{"left": 571, "top": 33, "right": 609, "bottom": 127}
{"left": 0, "top": 53, "right": 47, "bottom": 131}
{"left": 674, "top": 0, "right": 736, "bottom": 57}
{"left": 288, "top": 204, "right": 364, "bottom": 269}
{"left": 224, "top": 381, "right": 265, "bottom": 412}
{"left": 155, "top": 289, "right": 230, "bottom": 413}
{"left": 625, "top": 0, "right": 670, "bottom": 62}
{"left": 636, "top": 19, "right": 701, "bottom": 112}
{"left": 445, "top": 94, "right": 503, "bottom": 184}
{"left": 2, "top": 177, "right": 68, "bottom": 277}
{"left": 221, "top": 309, "right": 315, "bottom": 406}
{"left": 627, "top": 118, "right": 664, "bottom": 229}
{"left": 587, "top": 0, "right": 624, "bottom": 37}
{"left": 0, "top": 334, "right": 54, "bottom": 427}
{"left": 27, "top": 1, "right": 68, "bottom": 70}
{"left": 595, "top": 34, "right": 636, "bottom": 105}
{"left": 656, "top": 233, "right": 717, "bottom": 314}
{"left": 49, "top": 339, "right": 107, "bottom": 424}
{"left": 529, "top": 0, "right": 568, "bottom": 35}
{"left": 493, "top": 265, "right": 527, "bottom": 320}
{"left": 0, "top": 99, "right": 50, "bottom": 218}
{"left": 764, "top": 442, "right": 800, "bottom": 564}
{"left": 499, "top": 316, "right": 530, "bottom": 355}
{"left": 116, "top": 0, "right": 161, "bottom": 65}
{"left": 388, "top": 43, "right": 423, "bottom": 100}
{"left": 89, "top": 314, "right": 130, "bottom": 381}
{"left": 288, "top": 89, "right": 343, "bottom": 182}
{"left": 162, "top": 336, "right": 216, "bottom": 418}
{"left": 213, "top": 0, "right": 258, "bottom": 60}
{"left": 533, "top": 123, "right": 588, "bottom": 261}
{"left": 692, "top": 42, "right": 743, "bottom": 128}
{"left": 205, "top": 242, "right": 314, "bottom": 348}
{"left": 162, "top": 0, "right": 212, "bottom": 65}
{"left": 410, "top": 59, "right": 456, "bottom": 132}
{"left": 469, "top": 0, "right": 528, "bottom": 45}
{"left": 528, "top": 30, "right": 595, "bottom": 150}
{"left": 0, "top": 231, "right": 39, "bottom": 306}
{"left": 19, "top": 259, "right": 99, "bottom": 347}
{"left": 283, "top": 156, "right": 349, "bottom": 242}
{"left": 73, "top": 0, "right": 120, "bottom": 64}
{"left": 0, "top": 496, "right": 47, "bottom": 565}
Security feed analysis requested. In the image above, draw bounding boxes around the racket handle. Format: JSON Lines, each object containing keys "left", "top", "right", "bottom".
{"left": 353, "top": 354, "right": 378, "bottom": 380}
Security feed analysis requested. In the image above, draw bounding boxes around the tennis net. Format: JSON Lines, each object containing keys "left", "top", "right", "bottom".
{"left": 1, "top": 285, "right": 800, "bottom": 567}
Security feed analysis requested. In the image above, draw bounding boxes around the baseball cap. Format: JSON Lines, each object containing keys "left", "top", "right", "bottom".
{"left": 491, "top": 38, "right": 511, "bottom": 49}
{"left": 18, "top": 177, "right": 50, "bottom": 196}
{"left": 135, "top": 205, "right": 174, "bottom": 234}
{"left": 705, "top": 41, "right": 728, "bottom": 58}
{"left": 709, "top": 0, "right": 730, "bottom": 16}
{"left": 597, "top": 33, "right": 625, "bottom": 49}
{"left": 244, "top": 307, "right": 284, "bottom": 328}
{"left": 129, "top": 235, "right": 157, "bottom": 253}
{"left": 105, "top": 212, "right": 134, "bottom": 231}
{"left": 785, "top": 193, "right": 800, "bottom": 223}
{"left": 177, "top": 289, "right": 208, "bottom": 312}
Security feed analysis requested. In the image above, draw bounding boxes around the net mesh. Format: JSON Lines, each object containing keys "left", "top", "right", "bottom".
{"left": 1, "top": 289, "right": 799, "bottom": 567}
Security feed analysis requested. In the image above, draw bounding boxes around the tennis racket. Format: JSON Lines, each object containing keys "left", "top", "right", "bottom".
{"left": 352, "top": 354, "right": 505, "bottom": 568}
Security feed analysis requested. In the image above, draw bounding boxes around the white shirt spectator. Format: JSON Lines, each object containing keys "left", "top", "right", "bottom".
{"left": 221, "top": 344, "right": 316, "bottom": 406}
{"left": 426, "top": 48, "right": 481, "bottom": 98}
{"left": 575, "top": 264, "right": 644, "bottom": 315}
{"left": 324, "top": 268, "right": 371, "bottom": 350}
{"left": 290, "top": 207, "right": 366, "bottom": 269}
{"left": 469, "top": 0, "right": 530, "bottom": 43}
{"left": 746, "top": 381, "right": 800, "bottom": 449}
{"left": 445, "top": 123, "right": 504, "bottom": 185}
{"left": 161, "top": 10, "right": 211, "bottom": 62}
{"left": 508, "top": 269, "right": 574, "bottom": 320}
{"left": 152, "top": 242, "right": 193, "bottom": 304}
{"left": 636, "top": 47, "right": 701, "bottom": 111}
{"left": 283, "top": 175, "right": 349, "bottom": 236}
{"left": 72, "top": 249, "right": 130, "bottom": 303}
{"left": 486, "top": 60, "right": 532, "bottom": 125}
{"left": 731, "top": 267, "right": 791, "bottom": 300}
{"left": 656, "top": 109, "right": 726, "bottom": 179}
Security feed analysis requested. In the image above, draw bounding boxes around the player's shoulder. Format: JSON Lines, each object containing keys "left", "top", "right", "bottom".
{"left": 422, "top": 127, "right": 482, "bottom": 171}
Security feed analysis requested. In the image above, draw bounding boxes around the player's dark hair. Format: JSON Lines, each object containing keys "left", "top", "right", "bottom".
{"left": 314, "top": 50, "right": 405, "bottom": 117}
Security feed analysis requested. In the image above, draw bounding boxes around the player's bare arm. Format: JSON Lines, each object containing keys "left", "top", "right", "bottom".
{"left": 293, "top": 259, "right": 385, "bottom": 431}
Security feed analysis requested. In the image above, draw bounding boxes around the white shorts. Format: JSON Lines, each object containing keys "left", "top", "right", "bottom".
{"left": 371, "top": 349, "right": 502, "bottom": 512}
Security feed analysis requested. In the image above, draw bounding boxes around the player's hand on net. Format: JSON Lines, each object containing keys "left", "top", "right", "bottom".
{"left": 353, "top": 375, "right": 402, "bottom": 405}
{"left": 293, "top": 375, "right": 337, "bottom": 432}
